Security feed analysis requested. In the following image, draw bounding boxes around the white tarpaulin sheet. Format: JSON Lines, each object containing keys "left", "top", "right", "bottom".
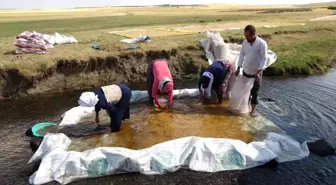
{"left": 59, "top": 89, "right": 200, "bottom": 126}
{"left": 29, "top": 132, "right": 309, "bottom": 185}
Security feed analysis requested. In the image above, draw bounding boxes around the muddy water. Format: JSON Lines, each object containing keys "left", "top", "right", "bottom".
{"left": 1, "top": 70, "right": 336, "bottom": 185}
{"left": 68, "top": 99, "right": 254, "bottom": 151}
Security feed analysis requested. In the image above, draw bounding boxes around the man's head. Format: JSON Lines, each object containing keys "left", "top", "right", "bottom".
{"left": 244, "top": 25, "right": 256, "bottom": 42}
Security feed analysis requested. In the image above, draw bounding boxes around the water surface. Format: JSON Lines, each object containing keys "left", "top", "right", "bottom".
{"left": 0, "top": 69, "right": 336, "bottom": 185}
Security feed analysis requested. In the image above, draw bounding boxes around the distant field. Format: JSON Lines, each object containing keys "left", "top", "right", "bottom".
{"left": 0, "top": 5, "right": 336, "bottom": 76}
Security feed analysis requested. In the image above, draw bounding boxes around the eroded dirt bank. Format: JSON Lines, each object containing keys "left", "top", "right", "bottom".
{"left": 1, "top": 27, "right": 336, "bottom": 99}
{"left": 0, "top": 48, "right": 204, "bottom": 99}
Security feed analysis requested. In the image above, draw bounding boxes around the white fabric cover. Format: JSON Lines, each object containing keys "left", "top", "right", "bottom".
{"left": 29, "top": 133, "right": 309, "bottom": 185}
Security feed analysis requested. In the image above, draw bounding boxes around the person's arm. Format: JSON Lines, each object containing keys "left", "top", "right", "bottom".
{"left": 237, "top": 42, "right": 245, "bottom": 68}
{"left": 95, "top": 105, "right": 101, "bottom": 125}
{"left": 221, "top": 62, "right": 233, "bottom": 99}
{"left": 256, "top": 42, "right": 268, "bottom": 80}
{"left": 198, "top": 69, "right": 205, "bottom": 100}
{"left": 106, "top": 103, "right": 116, "bottom": 113}
{"left": 168, "top": 89, "right": 173, "bottom": 107}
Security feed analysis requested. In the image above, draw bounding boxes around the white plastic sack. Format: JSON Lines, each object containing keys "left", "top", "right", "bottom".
{"left": 120, "top": 39, "right": 137, "bottom": 44}
{"left": 29, "top": 132, "right": 309, "bottom": 185}
{"left": 173, "top": 88, "right": 199, "bottom": 99}
{"left": 229, "top": 75, "right": 255, "bottom": 115}
{"left": 53, "top": 32, "right": 77, "bottom": 44}
{"left": 59, "top": 106, "right": 95, "bottom": 126}
{"left": 199, "top": 31, "right": 277, "bottom": 67}
{"left": 28, "top": 133, "right": 71, "bottom": 164}
{"left": 130, "top": 90, "right": 149, "bottom": 103}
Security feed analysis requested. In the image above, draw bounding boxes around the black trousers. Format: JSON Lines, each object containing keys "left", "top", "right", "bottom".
{"left": 147, "top": 61, "right": 155, "bottom": 105}
{"left": 243, "top": 71, "right": 261, "bottom": 105}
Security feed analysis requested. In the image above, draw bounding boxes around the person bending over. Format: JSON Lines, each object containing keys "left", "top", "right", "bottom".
{"left": 147, "top": 59, "right": 174, "bottom": 108}
{"left": 78, "top": 83, "right": 132, "bottom": 133}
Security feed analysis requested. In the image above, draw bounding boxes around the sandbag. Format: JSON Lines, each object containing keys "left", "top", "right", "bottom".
{"left": 28, "top": 133, "right": 71, "bottom": 164}
{"left": 59, "top": 106, "right": 95, "bottom": 126}
{"left": 29, "top": 132, "right": 309, "bottom": 185}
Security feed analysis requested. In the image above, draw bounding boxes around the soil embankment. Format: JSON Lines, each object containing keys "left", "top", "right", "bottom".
{"left": 1, "top": 28, "right": 336, "bottom": 99}
{"left": 0, "top": 48, "right": 203, "bottom": 99}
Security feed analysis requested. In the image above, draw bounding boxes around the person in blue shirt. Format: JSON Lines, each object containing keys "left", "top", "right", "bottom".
{"left": 78, "top": 83, "right": 132, "bottom": 133}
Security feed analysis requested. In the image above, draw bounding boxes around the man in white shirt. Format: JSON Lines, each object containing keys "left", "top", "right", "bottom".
{"left": 235, "top": 25, "right": 268, "bottom": 116}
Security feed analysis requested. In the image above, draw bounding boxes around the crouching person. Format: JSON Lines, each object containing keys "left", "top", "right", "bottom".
{"left": 199, "top": 60, "right": 233, "bottom": 104}
{"left": 147, "top": 59, "right": 174, "bottom": 108}
{"left": 78, "top": 83, "right": 132, "bottom": 133}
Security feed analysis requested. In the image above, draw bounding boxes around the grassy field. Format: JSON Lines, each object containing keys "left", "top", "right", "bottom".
{"left": 0, "top": 5, "right": 336, "bottom": 79}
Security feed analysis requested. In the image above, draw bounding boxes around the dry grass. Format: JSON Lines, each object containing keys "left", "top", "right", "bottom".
{"left": 0, "top": 5, "right": 336, "bottom": 76}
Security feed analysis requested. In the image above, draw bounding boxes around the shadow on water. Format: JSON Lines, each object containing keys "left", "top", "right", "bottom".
{"left": 1, "top": 70, "right": 336, "bottom": 184}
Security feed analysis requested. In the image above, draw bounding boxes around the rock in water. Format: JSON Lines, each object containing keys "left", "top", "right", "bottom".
{"left": 307, "top": 139, "right": 335, "bottom": 157}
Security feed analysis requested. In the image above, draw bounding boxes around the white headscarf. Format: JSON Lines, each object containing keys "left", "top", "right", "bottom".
{"left": 78, "top": 92, "right": 99, "bottom": 107}
{"left": 201, "top": 71, "right": 214, "bottom": 99}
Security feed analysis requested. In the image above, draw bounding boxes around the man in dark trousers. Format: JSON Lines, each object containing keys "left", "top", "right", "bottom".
{"left": 236, "top": 25, "right": 268, "bottom": 116}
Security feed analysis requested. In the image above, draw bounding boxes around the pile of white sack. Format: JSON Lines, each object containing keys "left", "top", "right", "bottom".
{"left": 28, "top": 132, "right": 309, "bottom": 185}
{"left": 14, "top": 31, "right": 77, "bottom": 54}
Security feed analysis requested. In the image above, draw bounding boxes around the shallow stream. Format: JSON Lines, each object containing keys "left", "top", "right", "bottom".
{"left": 0, "top": 69, "right": 335, "bottom": 185}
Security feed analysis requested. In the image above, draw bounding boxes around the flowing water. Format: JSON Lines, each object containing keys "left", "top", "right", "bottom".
{"left": 0, "top": 69, "right": 336, "bottom": 185}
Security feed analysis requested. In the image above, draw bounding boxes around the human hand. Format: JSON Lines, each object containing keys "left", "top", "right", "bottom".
{"left": 235, "top": 70, "right": 240, "bottom": 76}
{"left": 95, "top": 117, "right": 100, "bottom": 124}
{"left": 157, "top": 103, "right": 165, "bottom": 109}
{"left": 255, "top": 72, "right": 261, "bottom": 81}
{"left": 198, "top": 95, "right": 203, "bottom": 102}
{"left": 235, "top": 67, "right": 240, "bottom": 76}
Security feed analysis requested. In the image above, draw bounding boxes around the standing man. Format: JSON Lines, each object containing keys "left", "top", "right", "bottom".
{"left": 236, "top": 25, "right": 267, "bottom": 116}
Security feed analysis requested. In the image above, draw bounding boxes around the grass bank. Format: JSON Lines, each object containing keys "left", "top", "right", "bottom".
{"left": 0, "top": 6, "right": 335, "bottom": 98}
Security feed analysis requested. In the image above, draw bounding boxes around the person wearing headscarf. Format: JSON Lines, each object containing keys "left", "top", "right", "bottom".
{"left": 78, "top": 83, "right": 132, "bottom": 133}
{"left": 147, "top": 59, "right": 174, "bottom": 108}
{"left": 199, "top": 60, "right": 233, "bottom": 103}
